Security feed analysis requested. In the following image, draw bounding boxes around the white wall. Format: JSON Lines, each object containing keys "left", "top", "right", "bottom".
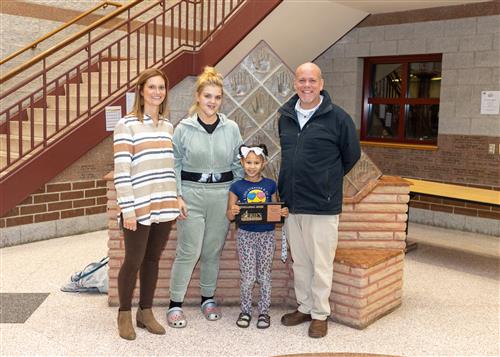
{"left": 217, "top": 1, "right": 368, "bottom": 76}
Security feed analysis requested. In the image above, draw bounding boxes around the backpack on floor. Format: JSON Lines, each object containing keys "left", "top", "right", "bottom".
{"left": 61, "top": 256, "right": 109, "bottom": 293}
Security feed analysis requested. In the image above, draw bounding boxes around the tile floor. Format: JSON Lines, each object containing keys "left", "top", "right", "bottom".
{"left": 0, "top": 223, "right": 499, "bottom": 356}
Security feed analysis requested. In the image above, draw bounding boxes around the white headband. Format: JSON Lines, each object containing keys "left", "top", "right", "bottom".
{"left": 239, "top": 146, "right": 266, "bottom": 159}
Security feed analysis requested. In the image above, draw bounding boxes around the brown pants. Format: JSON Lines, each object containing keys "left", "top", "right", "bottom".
{"left": 118, "top": 220, "right": 173, "bottom": 311}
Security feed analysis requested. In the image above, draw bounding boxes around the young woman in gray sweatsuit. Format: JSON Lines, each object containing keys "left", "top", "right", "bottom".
{"left": 167, "top": 66, "right": 243, "bottom": 328}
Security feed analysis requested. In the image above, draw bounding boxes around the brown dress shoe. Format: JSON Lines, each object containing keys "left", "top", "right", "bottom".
{"left": 308, "top": 319, "right": 328, "bottom": 338}
{"left": 281, "top": 310, "right": 312, "bottom": 326}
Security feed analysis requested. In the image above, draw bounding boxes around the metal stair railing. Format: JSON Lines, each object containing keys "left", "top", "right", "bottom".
{"left": 0, "top": 1, "right": 124, "bottom": 67}
{"left": 0, "top": 0, "right": 245, "bottom": 173}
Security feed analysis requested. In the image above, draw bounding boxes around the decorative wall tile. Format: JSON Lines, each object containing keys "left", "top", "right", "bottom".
{"left": 224, "top": 65, "right": 256, "bottom": 103}
{"left": 241, "top": 87, "right": 280, "bottom": 125}
{"left": 263, "top": 65, "right": 295, "bottom": 104}
{"left": 224, "top": 40, "right": 382, "bottom": 198}
{"left": 230, "top": 108, "right": 258, "bottom": 140}
{"left": 242, "top": 41, "right": 281, "bottom": 81}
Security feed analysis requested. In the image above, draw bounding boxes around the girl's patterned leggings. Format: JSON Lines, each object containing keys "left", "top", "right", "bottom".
{"left": 236, "top": 229, "right": 276, "bottom": 315}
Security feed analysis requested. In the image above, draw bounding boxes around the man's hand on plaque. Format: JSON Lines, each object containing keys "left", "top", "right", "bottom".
{"left": 280, "top": 207, "right": 289, "bottom": 218}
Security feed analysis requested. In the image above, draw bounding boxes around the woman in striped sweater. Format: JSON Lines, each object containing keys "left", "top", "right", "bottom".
{"left": 113, "top": 68, "right": 179, "bottom": 340}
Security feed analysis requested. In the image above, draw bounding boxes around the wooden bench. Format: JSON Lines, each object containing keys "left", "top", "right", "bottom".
{"left": 404, "top": 178, "right": 499, "bottom": 250}
{"left": 405, "top": 178, "right": 500, "bottom": 205}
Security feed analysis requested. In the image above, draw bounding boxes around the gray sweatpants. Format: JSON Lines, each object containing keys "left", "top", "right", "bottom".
{"left": 169, "top": 182, "right": 230, "bottom": 302}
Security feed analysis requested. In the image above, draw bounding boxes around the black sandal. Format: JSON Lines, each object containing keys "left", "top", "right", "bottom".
{"left": 256, "top": 314, "right": 270, "bottom": 329}
{"left": 236, "top": 312, "right": 251, "bottom": 328}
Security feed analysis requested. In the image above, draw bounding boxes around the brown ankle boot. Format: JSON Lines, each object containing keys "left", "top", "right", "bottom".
{"left": 136, "top": 307, "right": 166, "bottom": 335}
{"left": 117, "top": 310, "right": 136, "bottom": 340}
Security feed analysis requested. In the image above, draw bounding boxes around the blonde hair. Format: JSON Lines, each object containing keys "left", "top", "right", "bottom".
{"left": 189, "top": 66, "right": 224, "bottom": 115}
{"left": 131, "top": 68, "right": 169, "bottom": 122}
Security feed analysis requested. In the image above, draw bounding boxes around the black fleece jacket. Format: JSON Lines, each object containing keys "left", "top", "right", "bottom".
{"left": 277, "top": 90, "right": 361, "bottom": 215}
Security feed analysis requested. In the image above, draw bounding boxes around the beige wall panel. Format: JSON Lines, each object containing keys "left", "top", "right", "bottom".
{"left": 217, "top": 1, "right": 368, "bottom": 75}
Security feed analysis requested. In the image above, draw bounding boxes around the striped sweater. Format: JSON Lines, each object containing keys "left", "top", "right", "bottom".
{"left": 113, "top": 114, "right": 179, "bottom": 225}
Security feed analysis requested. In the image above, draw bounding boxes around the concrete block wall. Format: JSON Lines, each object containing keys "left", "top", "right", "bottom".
{"left": 314, "top": 8, "right": 500, "bottom": 235}
{"left": 168, "top": 76, "right": 196, "bottom": 126}
{"left": 316, "top": 14, "right": 500, "bottom": 136}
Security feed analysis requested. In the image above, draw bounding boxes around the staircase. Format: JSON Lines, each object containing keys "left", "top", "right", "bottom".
{"left": 0, "top": 0, "right": 282, "bottom": 216}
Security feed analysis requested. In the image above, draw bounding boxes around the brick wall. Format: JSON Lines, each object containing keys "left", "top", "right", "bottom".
{"left": 0, "top": 137, "right": 112, "bottom": 246}
{"left": 106, "top": 175, "right": 408, "bottom": 329}
{"left": 340, "top": 182, "right": 409, "bottom": 250}
{"left": 362, "top": 135, "right": 500, "bottom": 188}
{"left": 410, "top": 193, "right": 500, "bottom": 221}
{"left": 106, "top": 175, "right": 408, "bottom": 301}
{"left": 0, "top": 179, "right": 107, "bottom": 229}
{"left": 108, "top": 225, "right": 292, "bottom": 306}
{"left": 329, "top": 249, "right": 404, "bottom": 329}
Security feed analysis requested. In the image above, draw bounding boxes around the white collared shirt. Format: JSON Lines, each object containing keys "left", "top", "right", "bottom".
{"left": 294, "top": 95, "right": 323, "bottom": 129}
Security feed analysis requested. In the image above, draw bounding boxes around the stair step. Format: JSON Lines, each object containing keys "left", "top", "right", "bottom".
{"left": 67, "top": 82, "right": 122, "bottom": 95}
{"left": 100, "top": 59, "right": 138, "bottom": 69}
{"left": 99, "top": 60, "right": 145, "bottom": 75}
{"left": 10, "top": 120, "right": 57, "bottom": 138}
{"left": 26, "top": 108, "right": 80, "bottom": 124}
{"left": 0, "top": 134, "right": 41, "bottom": 154}
{"left": 0, "top": 150, "right": 20, "bottom": 168}
{"left": 81, "top": 72, "right": 124, "bottom": 85}
{"left": 45, "top": 95, "right": 101, "bottom": 110}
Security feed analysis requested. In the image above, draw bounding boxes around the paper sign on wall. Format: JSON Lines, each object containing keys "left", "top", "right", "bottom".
{"left": 105, "top": 106, "right": 122, "bottom": 131}
{"left": 480, "top": 91, "right": 500, "bottom": 115}
{"left": 126, "top": 92, "right": 135, "bottom": 114}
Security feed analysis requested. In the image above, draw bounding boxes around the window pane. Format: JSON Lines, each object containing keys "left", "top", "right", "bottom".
{"left": 371, "top": 63, "right": 403, "bottom": 98}
{"left": 405, "top": 104, "right": 439, "bottom": 141}
{"left": 367, "top": 104, "right": 400, "bottom": 139}
{"left": 408, "top": 62, "right": 441, "bottom": 98}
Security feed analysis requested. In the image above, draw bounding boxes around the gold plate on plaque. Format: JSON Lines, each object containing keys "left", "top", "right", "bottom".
{"left": 236, "top": 202, "right": 284, "bottom": 224}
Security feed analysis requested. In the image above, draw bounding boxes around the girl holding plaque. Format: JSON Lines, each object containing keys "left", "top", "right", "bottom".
{"left": 227, "top": 144, "right": 288, "bottom": 329}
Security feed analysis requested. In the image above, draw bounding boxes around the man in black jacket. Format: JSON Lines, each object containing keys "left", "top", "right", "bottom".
{"left": 278, "top": 62, "right": 360, "bottom": 338}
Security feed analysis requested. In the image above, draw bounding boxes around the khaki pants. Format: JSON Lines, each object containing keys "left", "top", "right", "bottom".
{"left": 286, "top": 213, "right": 339, "bottom": 320}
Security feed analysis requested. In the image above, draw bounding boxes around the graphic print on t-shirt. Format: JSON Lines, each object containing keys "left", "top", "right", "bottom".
{"left": 229, "top": 178, "right": 277, "bottom": 232}
{"left": 246, "top": 189, "right": 267, "bottom": 203}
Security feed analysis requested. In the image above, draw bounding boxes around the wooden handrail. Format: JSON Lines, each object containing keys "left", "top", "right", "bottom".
{"left": 0, "top": 0, "right": 143, "bottom": 84}
{"left": 0, "top": 1, "right": 123, "bottom": 66}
